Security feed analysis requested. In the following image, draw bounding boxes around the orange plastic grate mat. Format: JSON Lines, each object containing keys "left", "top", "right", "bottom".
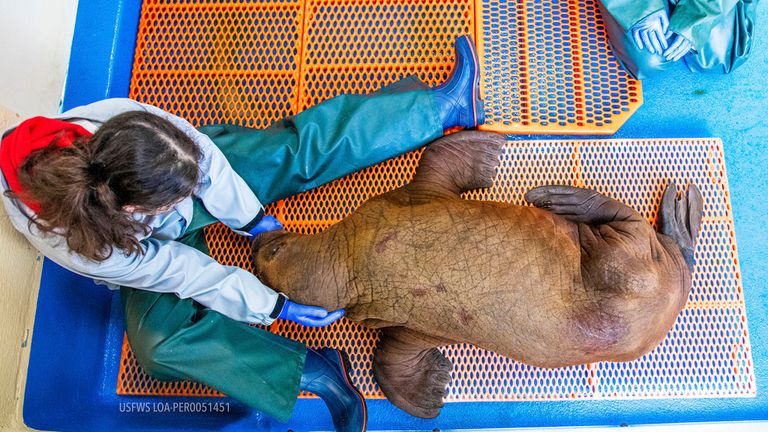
{"left": 475, "top": 0, "right": 643, "bottom": 134}
{"left": 130, "top": 0, "right": 305, "bottom": 128}
{"left": 118, "top": 138, "right": 755, "bottom": 401}
{"left": 129, "top": 0, "right": 640, "bottom": 135}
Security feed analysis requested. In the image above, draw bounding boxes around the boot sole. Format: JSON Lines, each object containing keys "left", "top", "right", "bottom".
{"left": 318, "top": 349, "right": 368, "bottom": 432}
{"left": 462, "top": 35, "right": 485, "bottom": 127}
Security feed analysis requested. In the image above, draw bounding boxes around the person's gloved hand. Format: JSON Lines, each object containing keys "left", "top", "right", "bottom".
{"left": 631, "top": 10, "right": 669, "bottom": 55}
{"left": 248, "top": 215, "right": 283, "bottom": 236}
{"left": 278, "top": 299, "right": 345, "bottom": 327}
{"left": 663, "top": 32, "right": 693, "bottom": 61}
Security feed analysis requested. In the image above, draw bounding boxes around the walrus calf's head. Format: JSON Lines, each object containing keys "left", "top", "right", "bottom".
{"left": 252, "top": 227, "right": 351, "bottom": 312}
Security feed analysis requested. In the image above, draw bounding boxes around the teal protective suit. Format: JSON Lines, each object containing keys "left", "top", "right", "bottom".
{"left": 121, "top": 76, "right": 443, "bottom": 422}
{"left": 597, "top": 0, "right": 758, "bottom": 78}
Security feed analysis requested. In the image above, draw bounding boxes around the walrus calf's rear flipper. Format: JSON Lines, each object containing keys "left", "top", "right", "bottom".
{"left": 524, "top": 185, "right": 644, "bottom": 224}
{"left": 407, "top": 130, "right": 506, "bottom": 199}
{"left": 658, "top": 183, "right": 703, "bottom": 270}
{"left": 372, "top": 328, "right": 453, "bottom": 418}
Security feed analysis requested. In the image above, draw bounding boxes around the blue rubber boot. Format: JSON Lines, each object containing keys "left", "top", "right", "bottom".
{"left": 300, "top": 348, "right": 367, "bottom": 432}
{"left": 432, "top": 35, "right": 485, "bottom": 129}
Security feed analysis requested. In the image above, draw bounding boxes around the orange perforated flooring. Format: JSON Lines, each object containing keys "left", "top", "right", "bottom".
{"left": 476, "top": 0, "right": 642, "bottom": 133}
{"left": 129, "top": 0, "right": 640, "bottom": 134}
{"left": 118, "top": 138, "right": 755, "bottom": 401}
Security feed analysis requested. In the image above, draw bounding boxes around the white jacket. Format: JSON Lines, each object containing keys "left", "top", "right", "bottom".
{"left": 0, "top": 99, "right": 284, "bottom": 324}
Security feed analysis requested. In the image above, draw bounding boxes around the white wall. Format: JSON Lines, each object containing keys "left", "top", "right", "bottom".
{"left": 0, "top": 0, "right": 79, "bottom": 430}
{"left": 0, "top": 0, "right": 79, "bottom": 116}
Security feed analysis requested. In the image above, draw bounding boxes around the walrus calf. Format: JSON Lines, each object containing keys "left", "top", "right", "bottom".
{"left": 251, "top": 131, "right": 703, "bottom": 418}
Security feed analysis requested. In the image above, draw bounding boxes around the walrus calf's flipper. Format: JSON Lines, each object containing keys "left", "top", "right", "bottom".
{"left": 372, "top": 328, "right": 453, "bottom": 418}
{"left": 524, "top": 185, "right": 643, "bottom": 224}
{"left": 407, "top": 130, "right": 505, "bottom": 199}
{"left": 658, "top": 183, "right": 703, "bottom": 270}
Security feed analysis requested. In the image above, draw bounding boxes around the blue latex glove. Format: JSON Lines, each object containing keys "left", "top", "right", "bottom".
{"left": 663, "top": 32, "right": 693, "bottom": 61}
{"left": 278, "top": 299, "right": 345, "bottom": 327}
{"left": 631, "top": 9, "right": 669, "bottom": 55}
{"left": 248, "top": 215, "right": 283, "bottom": 237}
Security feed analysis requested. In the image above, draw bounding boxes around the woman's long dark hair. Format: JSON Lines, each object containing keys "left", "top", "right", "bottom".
{"left": 11, "top": 111, "right": 203, "bottom": 261}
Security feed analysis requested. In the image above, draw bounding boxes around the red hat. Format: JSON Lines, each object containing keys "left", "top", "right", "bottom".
{"left": 0, "top": 117, "right": 93, "bottom": 212}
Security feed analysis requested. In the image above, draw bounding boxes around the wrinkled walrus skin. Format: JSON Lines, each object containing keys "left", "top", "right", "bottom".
{"left": 251, "top": 131, "right": 703, "bottom": 418}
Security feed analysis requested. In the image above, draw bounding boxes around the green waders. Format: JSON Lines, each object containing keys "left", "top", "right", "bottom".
{"left": 597, "top": 0, "right": 757, "bottom": 79}
{"left": 120, "top": 75, "right": 443, "bottom": 422}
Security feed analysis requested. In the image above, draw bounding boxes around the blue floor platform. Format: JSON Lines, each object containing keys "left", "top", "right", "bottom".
{"left": 22, "top": 0, "right": 768, "bottom": 430}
